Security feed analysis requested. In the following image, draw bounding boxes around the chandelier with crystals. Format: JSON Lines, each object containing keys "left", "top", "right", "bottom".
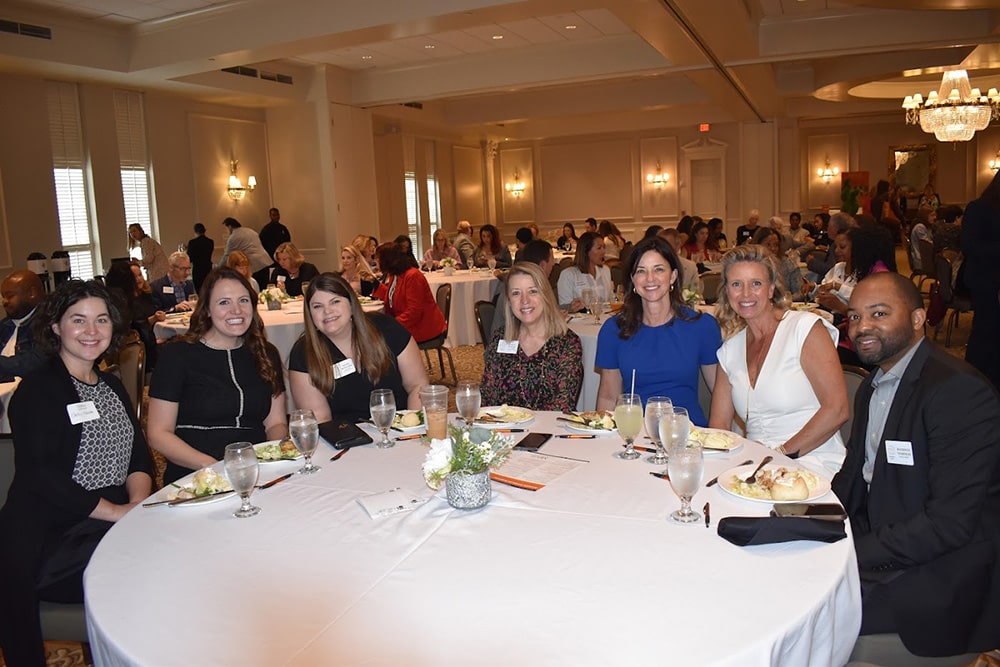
{"left": 902, "top": 70, "right": 1000, "bottom": 142}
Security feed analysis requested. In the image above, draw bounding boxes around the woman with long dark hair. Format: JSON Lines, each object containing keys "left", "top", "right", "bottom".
{"left": 373, "top": 243, "right": 447, "bottom": 343}
{"left": 557, "top": 223, "right": 578, "bottom": 251}
{"left": 556, "top": 231, "right": 613, "bottom": 313}
{"left": 147, "top": 267, "right": 287, "bottom": 484}
{"left": 0, "top": 280, "right": 151, "bottom": 665}
{"left": 961, "top": 170, "right": 1000, "bottom": 388}
{"left": 288, "top": 273, "right": 427, "bottom": 422}
{"left": 813, "top": 223, "right": 895, "bottom": 316}
{"left": 393, "top": 235, "right": 420, "bottom": 269}
{"left": 473, "top": 224, "right": 512, "bottom": 268}
{"left": 595, "top": 236, "right": 721, "bottom": 424}
{"left": 104, "top": 260, "right": 165, "bottom": 368}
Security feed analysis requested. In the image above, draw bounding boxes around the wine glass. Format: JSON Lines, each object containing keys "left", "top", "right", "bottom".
{"left": 613, "top": 393, "right": 643, "bottom": 460}
{"left": 455, "top": 380, "right": 482, "bottom": 430}
{"left": 289, "top": 409, "right": 321, "bottom": 474}
{"left": 487, "top": 257, "right": 498, "bottom": 271}
{"left": 667, "top": 441, "right": 704, "bottom": 523}
{"left": 588, "top": 288, "right": 604, "bottom": 324}
{"left": 224, "top": 442, "right": 260, "bottom": 518}
{"left": 369, "top": 389, "right": 396, "bottom": 448}
{"left": 659, "top": 406, "right": 691, "bottom": 457}
{"left": 644, "top": 396, "right": 673, "bottom": 465}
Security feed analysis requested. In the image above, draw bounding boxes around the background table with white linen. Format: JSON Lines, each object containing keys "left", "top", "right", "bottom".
{"left": 0, "top": 378, "right": 20, "bottom": 433}
{"left": 424, "top": 269, "right": 499, "bottom": 346}
{"left": 85, "top": 412, "right": 861, "bottom": 667}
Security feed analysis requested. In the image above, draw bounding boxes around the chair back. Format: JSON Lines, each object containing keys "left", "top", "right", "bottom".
{"left": 701, "top": 272, "right": 722, "bottom": 304}
{"left": 841, "top": 364, "right": 870, "bottom": 443}
{"left": 474, "top": 300, "right": 495, "bottom": 346}
{"left": 935, "top": 253, "right": 954, "bottom": 303}
{"left": 0, "top": 437, "right": 12, "bottom": 507}
{"left": 435, "top": 283, "right": 452, "bottom": 334}
{"left": 610, "top": 263, "right": 624, "bottom": 290}
{"left": 117, "top": 331, "right": 146, "bottom": 423}
{"left": 548, "top": 261, "right": 565, "bottom": 292}
{"left": 917, "top": 238, "right": 936, "bottom": 280}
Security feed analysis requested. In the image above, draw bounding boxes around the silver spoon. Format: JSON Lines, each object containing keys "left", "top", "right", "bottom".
{"left": 743, "top": 455, "right": 773, "bottom": 485}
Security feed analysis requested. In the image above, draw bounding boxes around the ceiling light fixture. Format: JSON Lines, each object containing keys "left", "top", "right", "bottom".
{"left": 565, "top": 25, "right": 577, "bottom": 29}
{"left": 990, "top": 148, "right": 1000, "bottom": 172}
{"left": 492, "top": 34, "right": 503, "bottom": 40}
{"left": 505, "top": 168, "right": 526, "bottom": 197}
{"left": 816, "top": 155, "right": 840, "bottom": 183}
{"left": 227, "top": 159, "right": 256, "bottom": 202}
{"left": 902, "top": 69, "right": 1000, "bottom": 142}
{"left": 424, "top": 44, "right": 435, "bottom": 49}
{"left": 645, "top": 160, "right": 669, "bottom": 188}
{"left": 361, "top": 55, "right": 373, "bottom": 60}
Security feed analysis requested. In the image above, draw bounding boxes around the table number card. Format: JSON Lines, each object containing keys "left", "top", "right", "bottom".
{"left": 357, "top": 487, "right": 430, "bottom": 519}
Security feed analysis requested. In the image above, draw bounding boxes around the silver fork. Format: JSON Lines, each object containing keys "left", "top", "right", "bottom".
{"left": 743, "top": 455, "right": 773, "bottom": 485}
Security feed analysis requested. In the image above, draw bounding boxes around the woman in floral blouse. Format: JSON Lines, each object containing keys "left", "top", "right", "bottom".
{"left": 481, "top": 262, "right": 583, "bottom": 411}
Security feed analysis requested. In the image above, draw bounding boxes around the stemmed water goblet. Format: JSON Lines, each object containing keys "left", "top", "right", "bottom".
{"left": 644, "top": 396, "right": 673, "bottom": 465}
{"left": 666, "top": 440, "right": 704, "bottom": 523}
{"left": 289, "top": 409, "right": 321, "bottom": 474}
{"left": 224, "top": 442, "right": 261, "bottom": 518}
{"left": 455, "top": 381, "right": 482, "bottom": 431}
{"left": 369, "top": 389, "right": 396, "bottom": 448}
{"left": 614, "top": 393, "right": 643, "bottom": 460}
{"left": 658, "top": 406, "right": 691, "bottom": 460}
{"left": 588, "top": 288, "right": 604, "bottom": 324}
{"left": 487, "top": 257, "right": 498, "bottom": 272}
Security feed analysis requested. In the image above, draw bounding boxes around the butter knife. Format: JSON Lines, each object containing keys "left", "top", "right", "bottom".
{"left": 257, "top": 472, "right": 293, "bottom": 490}
{"left": 705, "top": 458, "right": 754, "bottom": 487}
{"left": 649, "top": 471, "right": 670, "bottom": 481}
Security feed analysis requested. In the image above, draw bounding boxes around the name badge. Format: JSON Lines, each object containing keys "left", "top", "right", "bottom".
{"left": 162, "top": 285, "right": 174, "bottom": 294}
{"left": 885, "top": 440, "right": 914, "bottom": 466}
{"left": 67, "top": 401, "right": 100, "bottom": 425}
{"left": 497, "top": 339, "right": 519, "bottom": 355}
{"left": 333, "top": 358, "right": 357, "bottom": 379}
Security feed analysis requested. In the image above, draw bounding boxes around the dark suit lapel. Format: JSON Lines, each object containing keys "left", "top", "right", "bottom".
{"left": 870, "top": 338, "right": 932, "bottom": 482}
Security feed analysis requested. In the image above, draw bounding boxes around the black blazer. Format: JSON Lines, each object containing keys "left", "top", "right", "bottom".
{"left": 149, "top": 276, "right": 196, "bottom": 311}
{"left": 832, "top": 339, "right": 1000, "bottom": 655}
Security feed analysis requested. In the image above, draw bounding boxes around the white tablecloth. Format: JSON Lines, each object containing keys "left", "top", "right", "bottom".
{"left": 424, "top": 270, "right": 499, "bottom": 346}
{"left": 85, "top": 412, "right": 861, "bottom": 667}
{"left": 0, "top": 378, "right": 20, "bottom": 433}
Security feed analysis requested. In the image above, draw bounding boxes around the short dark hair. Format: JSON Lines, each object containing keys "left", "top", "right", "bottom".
{"left": 858, "top": 271, "right": 923, "bottom": 311}
{"left": 194, "top": 223, "right": 206, "bottom": 234}
{"left": 937, "top": 204, "right": 963, "bottom": 224}
{"left": 222, "top": 217, "right": 241, "bottom": 229}
{"left": 789, "top": 212, "right": 801, "bottom": 222}
{"left": 520, "top": 239, "right": 552, "bottom": 266}
{"left": 376, "top": 242, "right": 411, "bottom": 275}
{"left": 643, "top": 225, "right": 663, "bottom": 239}
{"left": 269, "top": 208, "right": 279, "bottom": 216}
{"left": 34, "top": 280, "right": 127, "bottom": 359}
{"left": 516, "top": 227, "right": 534, "bottom": 244}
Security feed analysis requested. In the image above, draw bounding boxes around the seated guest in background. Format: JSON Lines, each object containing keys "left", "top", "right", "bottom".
{"left": 422, "top": 228, "right": 463, "bottom": 270}
{"left": 643, "top": 224, "right": 664, "bottom": 240}
{"left": 677, "top": 215, "right": 695, "bottom": 245}
{"left": 599, "top": 220, "right": 627, "bottom": 261}
{"left": 557, "top": 231, "right": 613, "bottom": 313}
{"left": 147, "top": 268, "right": 287, "bottom": 484}
{"left": 682, "top": 221, "right": 719, "bottom": 264}
{"left": 373, "top": 243, "right": 447, "bottom": 344}
{"left": 272, "top": 242, "right": 320, "bottom": 297}
{"left": 833, "top": 273, "right": 1000, "bottom": 656}
{"left": 225, "top": 250, "right": 260, "bottom": 293}
{"left": 393, "top": 235, "right": 420, "bottom": 269}
{"left": 0, "top": 269, "right": 46, "bottom": 381}
{"left": 657, "top": 228, "right": 701, "bottom": 296}
{"left": 931, "top": 204, "right": 962, "bottom": 253}
{"left": 584, "top": 217, "right": 598, "bottom": 234}
{"left": 150, "top": 251, "right": 196, "bottom": 311}
{"left": 917, "top": 182, "right": 941, "bottom": 211}
{"left": 339, "top": 245, "right": 378, "bottom": 296}
{"left": 490, "top": 240, "right": 556, "bottom": 341}
{"left": 352, "top": 234, "right": 378, "bottom": 268}
{"left": 707, "top": 217, "right": 728, "bottom": 253}
{"left": 473, "top": 224, "right": 512, "bottom": 268}
{"left": 483, "top": 262, "right": 582, "bottom": 411}
{"left": 513, "top": 226, "right": 534, "bottom": 262}
{"left": 453, "top": 220, "right": 476, "bottom": 269}
{"left": 783, "top": 211, "right": 814, "bottom": 254}
{"left": 289, "top": 273, "right": 427, "bottom": 422}
{"left": 710, "top": 245, "right": 847, "bottom": 474}
{"left": 805, "top": 212, "right": 829, "bottom": 241}
{"left": 736, "top": 209, "right": 760, "bottom": 246}
{"left": 219, "top": 217, "right": 272, "bottom": 289}
{"left": 187, "top": 222, "right": 214, "bottom": 292}
{"left": 104, "top": 261, "right": 164, "bottom": 369}
{"left": 752, "top": 227, "right": 803, "bottom": 297}
{"left": 0, "top": 280, "right": 151, "bottom": 666}
{"left": 557, "top": 223, "right": 578, "bottom": 251}
{"left": 906, "top": 208, "right": 934, "bottom": 274}
{"left": 806, "top": 211, "right": 853, "bottom": 281}
{"left": 596, "top": 237, "right": 720, "bottom": 424}
{"left": 812, "top": 223, "right": 896, "bottom": 317}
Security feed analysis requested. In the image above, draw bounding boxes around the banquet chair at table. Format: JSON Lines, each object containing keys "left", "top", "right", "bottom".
{"left": 474, "top": 300, "right": 495, "bottom": 347}
{"left": 418, "top": 284, "right": 457, "bottom": 385}
{"left": 700, "top": 272, "right": 722, "bottom": 304}
{"left": 99, "top": 330, "right": 146, "bottom": 423}
{"left": 933, "top": 253, "right": 973, "bottom": 347}
{"left": 915, "top": 238, "right": 937, "bottom": 294}
{"left": 840, "top": 364, "right": 870, "bottom": 443}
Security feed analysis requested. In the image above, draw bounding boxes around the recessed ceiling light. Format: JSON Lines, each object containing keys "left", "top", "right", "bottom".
{"left": 424, "top": 44, "right": 435, "bottom": 49}
{"left": 564, "top": 25, "right": 577, "bottom": 30}
{"left": 492, "top": 34, "right": 503, "bottom": 40}
{"left": 361, "top": 55, "right": 373, "bottom": 60}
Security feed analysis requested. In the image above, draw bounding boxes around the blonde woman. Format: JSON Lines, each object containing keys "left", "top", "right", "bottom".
{"left": 225, "top": 250, "right": 260, "bottom": 293}
{"left": 352, "top": 234, "right": 377, "bottom": 266}
{"left": 481, "top": 262, "right": 583, "bottom": 411}
{"left": 421, "top": 229, "right": 463, "bottom": 270}
{"left": 272, "top": 242, "right": 320, "bottom": 297}
{"left": 338, "top": 245, "right": 377, "bottom": 296}
{"left": 709, "top": 244, "right": 848, "bottom": 474}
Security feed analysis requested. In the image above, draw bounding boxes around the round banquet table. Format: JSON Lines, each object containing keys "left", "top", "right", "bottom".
{"left": 84, "top": 412, "right": 861, "bottom": 667}
{"left": 423, "top": 269, "right": 499, "bottom": 346}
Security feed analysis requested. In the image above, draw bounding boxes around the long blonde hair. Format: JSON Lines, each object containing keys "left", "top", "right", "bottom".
{"left": 714, "top": 244, "right": 790, "bottom": 340}
{"left": 503, "top": 262, "right": 568, "bottom": 341}
{"left": 339, "top": 245, "right": 374, "bottom": 279}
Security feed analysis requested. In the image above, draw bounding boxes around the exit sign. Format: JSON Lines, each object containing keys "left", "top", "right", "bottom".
{"left": 699, "top": 123, "right": 710, "bottom": 133}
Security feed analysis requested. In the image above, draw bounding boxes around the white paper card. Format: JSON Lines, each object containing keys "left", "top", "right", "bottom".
{"left": 67, "top": 401, "right": 100, "bottom": 425}
{"left": 497, "top": 339, "right": 519, "bottom": 354}
{"left": 333, "top": 358, "right": 357, "bottom": 379}
{"left": 162, "top": 286, "right": 174, "bottom": 294}
{"left": 885, "top": 440, "right": 914, "bottom": 466}
{"left": 357, "top": 487, "right": 430, "bottom": 519}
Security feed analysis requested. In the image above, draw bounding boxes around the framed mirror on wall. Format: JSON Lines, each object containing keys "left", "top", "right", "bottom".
{"left": 888, "top": 144, "right": 936, "bottom": 197}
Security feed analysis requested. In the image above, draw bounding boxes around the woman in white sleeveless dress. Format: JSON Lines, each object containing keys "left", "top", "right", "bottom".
{"left": 709, "top": 245, "right": 849, "bottom": 474}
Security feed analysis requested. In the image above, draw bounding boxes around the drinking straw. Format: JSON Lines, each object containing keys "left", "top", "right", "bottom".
{"left": 630, "top": 369, "right": 636, "bottom": 396}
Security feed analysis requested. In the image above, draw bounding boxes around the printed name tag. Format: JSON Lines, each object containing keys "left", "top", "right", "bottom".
{"left": 162, "top": 286, "right": 174, "bottom": 294}
{"left": 333, "top": 358, "right": 357, "bottom": 379}
{"left": 497, "top": 339, "right": 519, "bottom": 354}
{"left": 67, "top": 401, "right": 100, "bottom": 424}
{"left": 885, "top": 440, "right": 914, "bottom": 466}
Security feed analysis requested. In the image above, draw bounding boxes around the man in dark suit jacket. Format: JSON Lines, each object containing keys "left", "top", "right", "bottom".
{"left": 149, "top": 251, "right": 196, "bottom": 311}
{"left": 187, "top": 222, "right": 214, "bottom": 292}
{"left": 833, "top": 272, "right": 1000, "bottom": 657}
{"left": 0, "top": 270, "right": 46, "bottom": 381}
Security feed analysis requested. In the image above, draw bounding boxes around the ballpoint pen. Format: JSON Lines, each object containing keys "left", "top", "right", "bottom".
{"left": 557, "top": 434, "right": 595, "bottom": 439}
{"left": 330, "top": 448, "right": 350, "bottom": 461}
{"left": 493, "top": 428, "right": 526, "bottom": 433}
{"left": 703, "top": 502, "right": 710, "bottom": 529}
{"left": 395, "top": 434, "right": 423, "bottom": 441}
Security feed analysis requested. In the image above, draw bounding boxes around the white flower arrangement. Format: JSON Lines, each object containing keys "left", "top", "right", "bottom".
{"left": 422, "top": 424, "right": 515, "bottom": 490}
{"left": 439, "top": 257, "right": 457, "bottom": 268}
{"left": 681, "top": 286, "right": 702, "bottom": 306}
{"left": 258, "top": 285, "right": 288, "bottom": 305}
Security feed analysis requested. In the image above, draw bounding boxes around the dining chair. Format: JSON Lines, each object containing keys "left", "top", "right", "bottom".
{"left": 700, "top": 272, "right": 722, "bottom": 304}
{"left": 418, "top": 284, "right": 457, "bottom": 384}
{"left": 103, "top": 331, "right": 146, "bottom": 423}
{"left": 915, "top": 238, "right": 936, "bottom": 294}
{"left": 474, "top": 300, "right": 495, "bottom": 348}
{"left": 840, "top": 364, "right": 870, "bottom": 443}
{"left": 933, "top": 253, "right": 973, "bottom": 347}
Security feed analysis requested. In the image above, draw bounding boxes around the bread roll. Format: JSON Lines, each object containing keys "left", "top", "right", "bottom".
{"left": 770, "top": 476, "right": 809, "bottom": 501}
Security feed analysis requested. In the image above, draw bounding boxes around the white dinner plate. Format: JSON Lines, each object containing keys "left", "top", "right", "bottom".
{"left": 688, "top": 427, "right": 743, "bottom": 456}
{"left": 254, "top": 439, "right": 302, "bottom": 463}
{"left": 790, "top": 302, "right": 819, "bottom": 312}
{"left": 716, "top": 464, "right": 831, "bottom": 504}
{"left": 474, "top": 406, "right": 534, "bottom": 428}
{"left": 391, "top": 410, "right": 426, "bottom": 434}
{"left": 154, "top": 472, "right": 235, "bottom": 507}
{"left": 562, "top": 422, "right": 617, "bottom": 436}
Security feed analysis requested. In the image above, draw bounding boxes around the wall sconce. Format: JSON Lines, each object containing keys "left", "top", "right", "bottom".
{"left": 646, "top": 160, "right": 669, "bottom": 188}
{"left": 227, "top": 159, "right": 256, "bottom": 201}
{"left": 505, "top": 168, "right": 526, "bottom": 197}
{"left": 990, "top": 148, "right": 1000, "bottom": 172}
{"left": 817, "top": 155, "right": 840, "bottom": 183}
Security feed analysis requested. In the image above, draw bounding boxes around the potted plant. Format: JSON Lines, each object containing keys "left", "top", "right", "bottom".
{"left": 422, "top": 424, "right": 515, "bottom": 509}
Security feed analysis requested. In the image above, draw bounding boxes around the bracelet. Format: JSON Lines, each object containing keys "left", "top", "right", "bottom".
{"left": 778, "top": 444, "right": 788, "bottom": 456}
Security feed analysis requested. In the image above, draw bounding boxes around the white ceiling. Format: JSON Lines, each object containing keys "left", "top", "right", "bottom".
{"left": 2, "top": 0, "right": 999, "bottom": 139}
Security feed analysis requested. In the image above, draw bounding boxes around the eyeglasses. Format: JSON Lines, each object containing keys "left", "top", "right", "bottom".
{"left": 172, "top": 265, "right": 192, "bottom": 273}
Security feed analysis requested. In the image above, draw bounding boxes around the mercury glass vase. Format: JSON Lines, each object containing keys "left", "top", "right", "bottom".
{"left": 445, "top": 470, "right": 491, "bottom": 509}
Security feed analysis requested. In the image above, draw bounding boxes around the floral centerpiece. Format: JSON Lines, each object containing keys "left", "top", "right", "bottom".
{"left": 681, "top": 286, "right": 702, "bottom": 306}
{"left": 258, "top": 285, "right": 287, "bottom": 309}
{"left": 439, "top": 256, "right": 457, "bottom": 275}
{"left": 423, "top": 424, "right": 515, "bottom": 509}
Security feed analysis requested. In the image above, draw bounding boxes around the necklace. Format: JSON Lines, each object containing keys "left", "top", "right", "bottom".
{"left": 746, "top": 322, "right": 778, "bottom": 390}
